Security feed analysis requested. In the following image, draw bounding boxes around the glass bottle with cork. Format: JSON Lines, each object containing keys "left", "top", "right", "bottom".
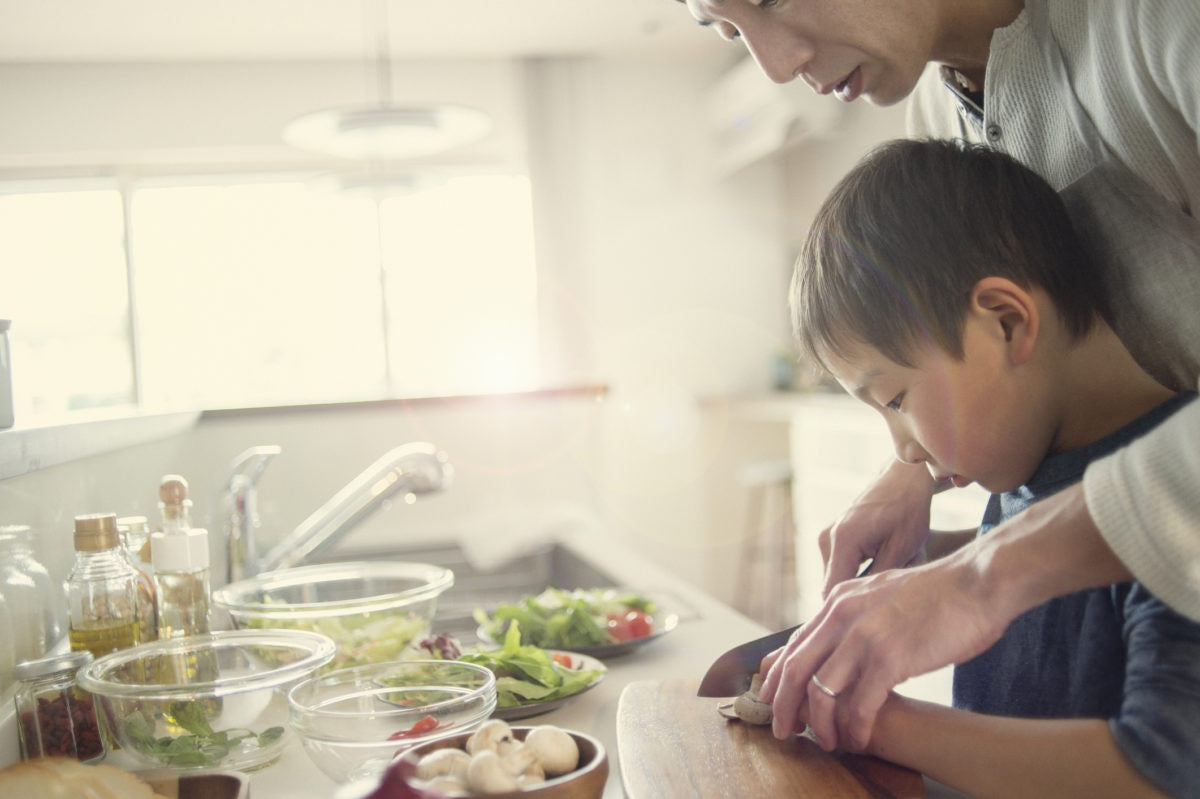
{"left": 152, "top": 474, "right": 211, "bottom": 639}
{"left": 65, "top": 513, "right": 141, "bottom": 658}
{"left": 152, "top": 527, "right": 211, "bottom": 639}
{"left": 158, "top": 474, "right": 193, "bottom": 536}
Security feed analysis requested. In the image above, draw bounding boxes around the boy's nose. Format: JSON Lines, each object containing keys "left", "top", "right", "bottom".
{"left": 894, "top": 437, "right": 927, "bottom": 466}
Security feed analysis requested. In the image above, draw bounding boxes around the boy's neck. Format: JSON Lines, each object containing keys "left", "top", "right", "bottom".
{"left": 1049, "top": 323, "right": 1177, "bottom": 454}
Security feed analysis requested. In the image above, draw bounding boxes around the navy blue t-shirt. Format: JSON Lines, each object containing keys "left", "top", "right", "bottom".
{"left": 953, "top": 393, "right": 1200, "bottom": 798}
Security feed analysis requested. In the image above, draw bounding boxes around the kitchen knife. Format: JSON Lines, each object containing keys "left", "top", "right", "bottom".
{"left": 696, "top": 623, "right": 802, "bottom": 697}
{"left": 697, "top": 558, "right": 874, "bottom": 697}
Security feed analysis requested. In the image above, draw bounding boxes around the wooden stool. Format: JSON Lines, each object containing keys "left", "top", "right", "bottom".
{"left": 733, "top": 458, "right": 799, "bottom": 629}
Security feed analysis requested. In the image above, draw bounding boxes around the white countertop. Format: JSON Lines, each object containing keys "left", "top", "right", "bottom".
{"left": 250, "top": 529, "right": 965, "bottom": 799}
{"left": 0, "top": 527, "right": 964, "bottom": 797}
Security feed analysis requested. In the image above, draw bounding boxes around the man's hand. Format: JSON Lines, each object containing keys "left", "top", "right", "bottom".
{"left": 820, "top": 459, "right": 940, "bottom": 595}
{"left": 759, "top": 547, "right": 1007, "bottom": 752}
{"left": 759, "top": 484, "right": 1127, "bottom": 753}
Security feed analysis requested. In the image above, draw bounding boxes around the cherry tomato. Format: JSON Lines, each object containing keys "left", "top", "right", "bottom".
{"left": 387, "top": 714, "right": 442, "bottom": 741}
{"left": 606, "top": 609, "right": 654, "bottom": 641}
{"left": 552, "top": 652, "right": 574, "bottom": 669}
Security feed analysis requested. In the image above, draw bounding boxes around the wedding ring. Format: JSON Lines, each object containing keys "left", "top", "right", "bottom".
{"left": 811, "top": 673, "right": 839, "bottom": 699}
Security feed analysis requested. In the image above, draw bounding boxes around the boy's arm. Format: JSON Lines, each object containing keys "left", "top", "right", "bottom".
{"left": 869, "top": 696, "right": 1169, "bottom": 799}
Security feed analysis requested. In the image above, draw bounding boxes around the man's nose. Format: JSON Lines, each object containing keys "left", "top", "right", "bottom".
{"left": 743, "top": 27, "right": 811, "bottom": 85}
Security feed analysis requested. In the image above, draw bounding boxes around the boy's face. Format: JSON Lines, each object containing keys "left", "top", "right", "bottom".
{"left": 821, "top": 317, "right": 1051, "bottom": 493}
{"left": 682, "top": 0, "right": 939, "bottom": 106}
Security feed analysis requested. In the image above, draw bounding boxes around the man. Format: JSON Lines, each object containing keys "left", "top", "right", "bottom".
{"left": 678, "top": 0, "right": 1200, "bottom": 754}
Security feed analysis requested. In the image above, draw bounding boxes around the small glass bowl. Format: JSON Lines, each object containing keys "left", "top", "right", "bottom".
{"left": 288, "top": 659, "right": 497, "bottom": 784}
{"left": 76, "top": 630, "right": 336, "bottom": 772}
{"left": 213, "top": 561, "right": 454, "bottom": 670}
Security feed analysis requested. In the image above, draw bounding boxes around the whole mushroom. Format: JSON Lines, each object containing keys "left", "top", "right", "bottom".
{"left": 466, "top": 720, "right": 514, "bottom": 756}
{"left": 522, "top": 726, "right": 579, "bottom": 777}
{"left": 466, "top": 749, "right": 519, "bottom": 794}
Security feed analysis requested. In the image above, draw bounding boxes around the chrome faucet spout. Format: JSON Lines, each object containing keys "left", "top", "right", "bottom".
{"left": 256, "top": 442, "right": 452, "bottom": 574}
{"left": 225, "top": 445, "right": 282, "bottom": 583}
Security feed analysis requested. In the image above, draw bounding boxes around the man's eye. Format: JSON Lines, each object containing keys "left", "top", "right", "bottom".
{"left": 698, "top": 19, "right": 740, "bottom": 41}
{"left": 885, "top": 393, "right": 905, "bottom": 411}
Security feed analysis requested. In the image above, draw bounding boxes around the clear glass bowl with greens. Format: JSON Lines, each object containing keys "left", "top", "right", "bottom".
{"left": 76, "top": 629, "right": 335, "bottom": 772}
{"left": 212, "top": 561, "right": 454, "bottom": 670}
{"left": 288, "top": 659, "right": 497, "bottom": 784}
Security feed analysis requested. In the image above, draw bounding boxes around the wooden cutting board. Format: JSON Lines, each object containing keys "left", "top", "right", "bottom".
{"left": 617, "top": 679, "right": 924, "bottom": 799}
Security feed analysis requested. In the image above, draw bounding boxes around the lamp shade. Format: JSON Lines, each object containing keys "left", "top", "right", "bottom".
{"left": 282, "top": 103, "right": 492, "bottom": 161}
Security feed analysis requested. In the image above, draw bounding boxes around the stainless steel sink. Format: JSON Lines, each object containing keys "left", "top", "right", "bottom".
{"left": 316, "top": 541, "right": 619, "bottom": 643}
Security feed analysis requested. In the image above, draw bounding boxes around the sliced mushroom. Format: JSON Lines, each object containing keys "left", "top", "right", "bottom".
{"left": 731, "top": 673, "right": 773, "bottom": 725}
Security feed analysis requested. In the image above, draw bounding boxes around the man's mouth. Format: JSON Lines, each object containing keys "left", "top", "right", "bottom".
{"left": 833, "top": 66, "right": 861, "bottom": 102}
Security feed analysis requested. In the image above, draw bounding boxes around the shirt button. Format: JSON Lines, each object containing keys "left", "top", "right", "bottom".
{"left": 986, "top": 124, "right": 1003, "bottom": 141}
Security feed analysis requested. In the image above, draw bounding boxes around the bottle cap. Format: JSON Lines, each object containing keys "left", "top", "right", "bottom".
{"left": 73, "top": 513, "right": 120, "bottom": 552}
{"left": 151, "top": 528, "right": 210, "bottom": 572}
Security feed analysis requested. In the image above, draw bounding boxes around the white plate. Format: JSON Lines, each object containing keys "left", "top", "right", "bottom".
{"left": 477, "top": 604, "right": 680, "bottom": 660}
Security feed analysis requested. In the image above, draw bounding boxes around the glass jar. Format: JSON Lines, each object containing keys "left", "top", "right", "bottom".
{"left": 117, "top": 515, "right": 158, "bottom": 643}
{"left": 66, "top": 513, "right": 141, "bottom": 658}
{"left": 13, "top": 650, "right": 106, "bottom": 763}
{"left": 0, "top": 524, "right": 62, "bottom": 667}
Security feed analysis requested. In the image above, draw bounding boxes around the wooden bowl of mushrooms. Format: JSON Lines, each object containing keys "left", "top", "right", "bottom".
{"left": 390, "top": 720, "right": 607, "bottom": 798}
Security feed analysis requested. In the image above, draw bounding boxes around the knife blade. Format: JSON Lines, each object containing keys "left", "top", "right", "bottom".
{"left": 697, "top": 558, "right": 875, "bottom": 697}
{"left": 696, "top": 623, "right": 802, "bottom": 697}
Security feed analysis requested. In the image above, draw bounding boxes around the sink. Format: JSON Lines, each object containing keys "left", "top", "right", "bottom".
{"left": 314, "top": 541, "right": 619, "bottom": 642}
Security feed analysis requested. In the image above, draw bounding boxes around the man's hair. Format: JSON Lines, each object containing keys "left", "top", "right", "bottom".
{"left": 792, "top": 138, "right": 1111, "bottom": 370}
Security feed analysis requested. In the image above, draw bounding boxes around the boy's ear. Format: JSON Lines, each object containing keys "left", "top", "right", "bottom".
{"left": 970, "top": 277, "right": 1038, "bottom": 365}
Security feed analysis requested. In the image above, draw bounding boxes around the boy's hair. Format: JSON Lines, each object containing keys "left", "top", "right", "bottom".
{"left": 792, "top": 138, "right": 1112, "bottom": 370}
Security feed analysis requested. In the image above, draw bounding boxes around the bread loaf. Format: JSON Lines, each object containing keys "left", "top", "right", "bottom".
{"left": 0, "top": 757, "right": 170, "bottom": 799}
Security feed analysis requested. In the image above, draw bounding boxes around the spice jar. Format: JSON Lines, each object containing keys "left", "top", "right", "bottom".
{"left": 66, "top": 513, "right": 141, "bottom": 658}
{"left": 13, "top": 651, "right": 106, "bottom": 763}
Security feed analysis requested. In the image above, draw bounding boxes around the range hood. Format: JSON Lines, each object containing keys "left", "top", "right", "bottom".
{"left": 707, "top": 57, "right": 844, "bottom": 176}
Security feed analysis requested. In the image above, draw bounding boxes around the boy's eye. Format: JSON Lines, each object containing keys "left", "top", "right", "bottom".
{"left": 885, "top": 393, "right": 905, "bottom": 411}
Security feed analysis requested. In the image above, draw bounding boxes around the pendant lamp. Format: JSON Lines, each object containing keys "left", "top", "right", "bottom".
{"left": 282, "top": 0, "right": 492, "bottom": 161}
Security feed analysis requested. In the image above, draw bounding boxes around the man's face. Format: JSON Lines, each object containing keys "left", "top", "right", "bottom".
{"left": 683, "top": 0, "right": 939, "bottom": 107}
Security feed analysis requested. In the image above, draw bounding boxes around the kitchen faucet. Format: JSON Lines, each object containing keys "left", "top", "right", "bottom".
{"left": 222, "top": 441, "right": 452, "bottom": 581}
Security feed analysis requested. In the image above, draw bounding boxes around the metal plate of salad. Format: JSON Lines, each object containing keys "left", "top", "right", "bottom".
{"left": 473, "top": 587, "right": 678, "bottom": 659}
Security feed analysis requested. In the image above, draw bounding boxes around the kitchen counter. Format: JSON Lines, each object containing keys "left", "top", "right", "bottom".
{"left": 0, "top": 526, "right": 963, "bottom": 797}
{"left": 250, "top": 528, "right": 964, "bottom": 799}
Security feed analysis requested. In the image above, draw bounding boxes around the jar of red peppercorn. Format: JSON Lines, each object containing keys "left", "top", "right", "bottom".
{"left": 13, "top": 650, "right": 106, "bottom": 763}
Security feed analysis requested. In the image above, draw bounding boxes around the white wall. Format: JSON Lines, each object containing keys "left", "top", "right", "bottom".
{"left": 0, "top": 54, "right": 908, "bottom": 606}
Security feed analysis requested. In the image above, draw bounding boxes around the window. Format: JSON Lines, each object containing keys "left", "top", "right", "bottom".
{"left": 0, "top": 172, "right": 540, "bottom": 420}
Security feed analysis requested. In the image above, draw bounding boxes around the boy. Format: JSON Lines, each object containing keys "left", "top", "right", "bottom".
{"left": 771, "top": 138, "right": 1199, "bottom": 798}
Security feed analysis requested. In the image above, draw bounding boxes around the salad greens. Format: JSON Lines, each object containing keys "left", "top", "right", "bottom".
{"left": 456, "top": 622, "right": 604, "bottom": 708}
{"left": 123, "top": 701, "right": 283, "bottom": 768}
{"left": 246, "top": 609, "right": 428, "bottom": 669}
{"left": 473, "top": 587, "right": 656, "bottom": 650}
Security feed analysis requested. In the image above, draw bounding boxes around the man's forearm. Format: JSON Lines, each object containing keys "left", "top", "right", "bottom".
{"left": 967, "top": 483, "right": 1132, "bottom": 624}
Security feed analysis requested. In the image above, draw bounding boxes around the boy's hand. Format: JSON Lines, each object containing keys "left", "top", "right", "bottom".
{"left": 820, "top": 459, "right": 938, "bottom": 595}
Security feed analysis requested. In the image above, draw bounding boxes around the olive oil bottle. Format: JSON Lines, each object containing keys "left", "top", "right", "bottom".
{"left": 66, "top": 514, "right": 141, "bottom": 659}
